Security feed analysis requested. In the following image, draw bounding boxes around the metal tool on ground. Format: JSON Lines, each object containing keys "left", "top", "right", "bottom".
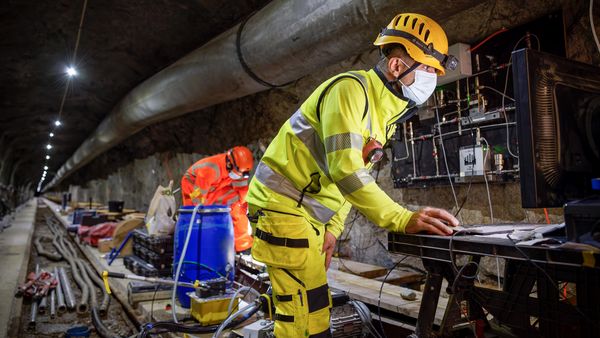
{"left": 106, "top": 231, "right": 134, "bottom": 266}
{"left": 102, "top": 270, "right": 206, "bottom": 295}
{"left": 16, "top": 267, "right": 58, "bottom": 300}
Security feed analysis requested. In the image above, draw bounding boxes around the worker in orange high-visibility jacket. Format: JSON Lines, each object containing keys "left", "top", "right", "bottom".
{"left": 181, "top": 146, "right": 254, "bottom": 252}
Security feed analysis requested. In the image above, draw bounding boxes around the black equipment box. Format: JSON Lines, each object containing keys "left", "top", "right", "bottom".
{"left": 124, "top": 255, "right": 172, "bottom": 277}
{"left": 564, "top": 196, "right": 600, "bottom": 248}
{"left": 133, "top": 244, "right": 173, "bottom": 270}
{"left": 132, "top": 228, "right": 174, "bottom": 254}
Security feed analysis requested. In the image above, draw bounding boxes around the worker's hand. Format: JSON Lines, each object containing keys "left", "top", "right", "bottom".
{"left": 322, "top": 231, "right": 337, "bottom": 271}
{"left": 404, "top": 207, "right": 459, "bottom": 236}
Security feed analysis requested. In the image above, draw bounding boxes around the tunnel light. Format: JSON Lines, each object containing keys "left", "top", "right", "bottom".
{"left": 43, "top": 166, "right": 48, "bottom": 170}
{"left": 66, "top": 66, "right": 78, "bottom": 77}
{"left": 46, "top": 155, "right": 50, "bottom": 160}
{"left": 46, "top": 144, "right": 52, "bottom": 150}
{"left": 49, "top": 132, "right": 54, "bottom": 137}
{"left": 54, "top": 120, "right": 61, "bottom": 127}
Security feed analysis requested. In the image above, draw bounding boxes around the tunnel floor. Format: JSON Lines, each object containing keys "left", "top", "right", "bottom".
{"left": 15, "top": 204, "right": 138, "bottom": 337}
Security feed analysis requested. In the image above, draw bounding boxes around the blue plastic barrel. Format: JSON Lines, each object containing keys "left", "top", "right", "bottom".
{"left": 173, "top": 205, "right": 234, "bottom": 308}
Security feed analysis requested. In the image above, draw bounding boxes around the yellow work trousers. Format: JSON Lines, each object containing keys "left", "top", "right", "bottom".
{"left": 249, "top": 207, "right": 332, "bottom": 338}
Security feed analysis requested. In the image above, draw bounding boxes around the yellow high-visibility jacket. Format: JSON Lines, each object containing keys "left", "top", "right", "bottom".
{"left": 247, "top": 68, "right": 415, "bottom": 238}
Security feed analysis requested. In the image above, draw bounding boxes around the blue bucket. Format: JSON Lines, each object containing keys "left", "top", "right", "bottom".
{"left": 173, "top": 205, "right": 234, "bottom": 308}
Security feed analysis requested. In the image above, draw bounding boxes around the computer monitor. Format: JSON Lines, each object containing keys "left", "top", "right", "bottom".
{"left": 513, "top": 48, "right": 600, "bottom": 208}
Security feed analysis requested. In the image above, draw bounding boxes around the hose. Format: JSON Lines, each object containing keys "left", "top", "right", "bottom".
{"left": 54, "top": 267, "right": 67, "bottom": 313}
{"left": 34, "top": 236, "right": 62, "bottom": 261}
{"left": 139, "top": 322, "right": 219, "bottom": 338}
{"left": 139, "top": 310, "right": 259, "bottom": 338}
{"left": 227, "top": 286, "right": 261, "bottom": 316}
{"left": 213, "top": 301, "right": 261, "bottom": 338}
{"left": 77, "top": 259, "right": 98, "bottom": 311}
{"left": 171, "top": 203, "right": 202, "bottom": 323}
{"left": 92, "top": 307, "right": 120, "bottom": 338}
{"left": 81, "top": 260, "right": 111, "bottom": 314}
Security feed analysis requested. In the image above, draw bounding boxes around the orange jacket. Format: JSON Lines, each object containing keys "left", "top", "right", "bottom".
{"left": 181, "top": 153, "right": 253, "bottom": 252}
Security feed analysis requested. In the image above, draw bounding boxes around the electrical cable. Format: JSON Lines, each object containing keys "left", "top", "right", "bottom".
{"left": 349, "top": 300, "right": 383, "bottom": 338}
{"left": 478, "top": 85, "right": 515, "bottom": 101}
{"left": 469, "top": 27, "right": 509, "bottom": 53}
{"left": 227, "top": 286, "right": 261, "bottom": 318}
{"left": 376, "top": 255, "right": 408, "bottom": 338}
{"left": 591, "top": 0, "right": 600, "bottom": 56}
{"left": 453, "top": 129, "right": 476, "bottom": 218}
{"left": 392, "top": 123, "right": 410, "bottom": 161}
{"left": 433, "top": 95, "right": 461, "bottom": 219}
{"left": 213, "top": 301, "right": 260, "bottom": 338}
{"left": 150, "top": 284, "right": 159, "bottom": 322}
{"left": 506, "top": 234, "right": 598, "bottom": 328}
{"left": 502, "top": 33, "right": 541, "bottom": 159}
{"left": 479, "top": 137, "right": 495, "bottom": 222}
{"left": 375, "top": 239, "right": 427, "bottom": 275}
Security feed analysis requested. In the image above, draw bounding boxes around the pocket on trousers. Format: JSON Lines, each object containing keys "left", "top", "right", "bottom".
{"left": 251, "top": 215, "right": 309, "bottom": 270}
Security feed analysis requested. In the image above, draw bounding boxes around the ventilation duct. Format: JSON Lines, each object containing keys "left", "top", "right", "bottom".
{"left": 45, "top": 0, "right": 481, "bottom": 190}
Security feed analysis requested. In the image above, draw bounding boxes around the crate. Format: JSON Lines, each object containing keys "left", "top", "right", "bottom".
{"left": 133, "top": 244, "right": 173, "bottom": 270}
{"left": 132, "top": 228, "right": 174, "bottom": 254}
{"left": 123, "top": 255, "right": 172, "bottom": 278}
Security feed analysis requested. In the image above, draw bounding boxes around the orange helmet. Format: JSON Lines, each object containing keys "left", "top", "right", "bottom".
{"left": 226, "top": 146, "right": 254, "bottom": 177}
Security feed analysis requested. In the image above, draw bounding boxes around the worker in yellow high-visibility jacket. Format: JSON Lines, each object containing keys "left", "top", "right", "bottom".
{"left": 246, "top": 13, "right": 460, "bottom": 337}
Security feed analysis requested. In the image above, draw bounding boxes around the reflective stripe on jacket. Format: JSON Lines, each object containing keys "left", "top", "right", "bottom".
{"left": 246, "top": 68, "right": 414, "bottom": 238}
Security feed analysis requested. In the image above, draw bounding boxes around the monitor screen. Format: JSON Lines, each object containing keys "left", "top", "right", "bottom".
{"left": 513, "top": 48, "right": 600, "bottom": 208}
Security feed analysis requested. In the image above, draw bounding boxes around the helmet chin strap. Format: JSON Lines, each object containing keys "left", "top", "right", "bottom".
{"left": 386, "top": 59, "right": 421, "bottom": 96}
{"left": 394, "top": 60, "right": 421, "bottom": 86}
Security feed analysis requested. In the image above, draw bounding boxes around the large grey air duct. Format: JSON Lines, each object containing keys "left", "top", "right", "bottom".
{"left": 45, "top": 0, "right": 480, "bottom": 190}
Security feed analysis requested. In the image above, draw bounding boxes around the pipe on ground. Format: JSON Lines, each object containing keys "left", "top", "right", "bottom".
{"left": 50, "top": 289, "right": 56, "bottom": 319}
{"left": 44, "top": 0, "right": 481, "bottom": 190}
{"left": 38, "top": 296, "right": 47, "bottom": 314}
{"left": 54, "top": 267, "right": 67, "bottom": 313}
{"left": 28, "top": 264, "right": 40, "bottom": 330}
{"left": 58, "top": 267, "right": 76, "bottom": 311}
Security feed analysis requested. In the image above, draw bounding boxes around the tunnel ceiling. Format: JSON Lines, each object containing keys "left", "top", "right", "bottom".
{"left": 0, "top": 0, "right": 269, "bottom": 188}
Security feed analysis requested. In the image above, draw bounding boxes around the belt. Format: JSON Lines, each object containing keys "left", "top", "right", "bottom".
{"left": 254, "top": 228, "right": 309, "bottom": 248}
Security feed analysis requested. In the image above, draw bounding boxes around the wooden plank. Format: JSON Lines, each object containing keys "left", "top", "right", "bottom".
{"left": 327, "top": 268, "right": 447, "bottom": 325}
{"left": 373, "top": 268, "right": 425, "bottom": 286}
{"left": 330, "top": 257, "right": 388, "bottom": 278}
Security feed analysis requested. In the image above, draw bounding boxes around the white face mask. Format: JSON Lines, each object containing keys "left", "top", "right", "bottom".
{"left": 228, "top": 171, "right": 244, "bottom": 180}
{"left": 398, "top": 60, "right": 437, "bottom": 105}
